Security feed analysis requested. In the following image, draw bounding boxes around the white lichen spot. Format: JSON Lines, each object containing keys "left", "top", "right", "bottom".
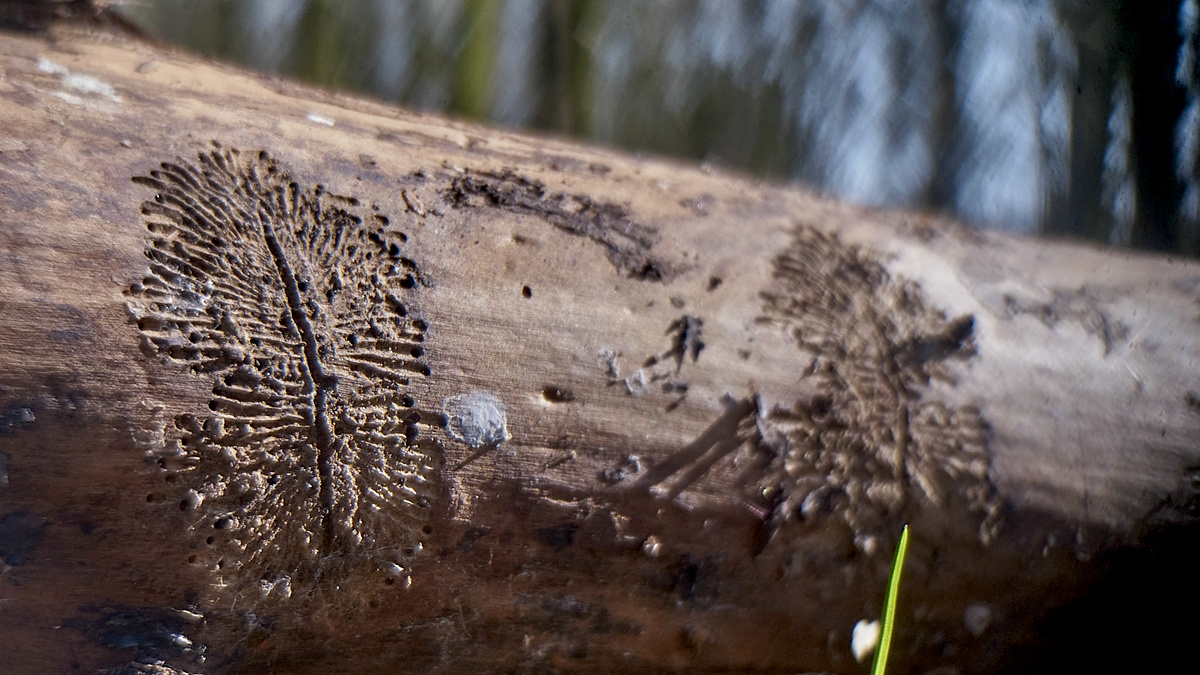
{"left": 443, "top": 391, "right": 511, "bottom": 448}
{"left": 964, "top": 603, "right": 993, "bottom": 636}
{"left": 36, "top": 58, "right": 68, "bottom": 75}
{"left": 37, "top": 57, "right": 120, "bottom": 102}
{"left": 851, "top": 619, "right": 880, "bottom": 662}
{"left": 63, "top": 73, "right": 119, "bottom": 100}
{"left": 0, "top": 453, "right": 7, "bottom": 492}
{"left": 306, "top": 112, "right": 335, "bottom": 126}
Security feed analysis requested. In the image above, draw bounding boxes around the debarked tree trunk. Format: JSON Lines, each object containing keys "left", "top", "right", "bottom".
{"left": 1, "top": 14, "right": 1199, "bottom": 675}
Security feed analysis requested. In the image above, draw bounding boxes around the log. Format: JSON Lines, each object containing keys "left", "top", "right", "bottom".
{"left": 1, "top": 13, "right": 1199, "bottom": 675}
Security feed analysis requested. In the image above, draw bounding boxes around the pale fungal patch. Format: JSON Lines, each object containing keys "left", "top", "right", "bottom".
{"left": 851, "top": 618, "right": 881, "bottom": 662}
{"left": 35, "top": 57, "right": 67, "bottom": 75}
{"left": 62, "top": 73, "right": 119, "bottom": 100}
{"left": 37, "top": 57, "right": 121, "bottom": 102}
{"left": 443, "top": 391, "right": 511, "bottom": 448}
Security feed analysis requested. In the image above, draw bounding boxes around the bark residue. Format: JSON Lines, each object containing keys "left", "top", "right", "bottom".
{"left": 444, "top": 169, "right": 674, "bottom": 281}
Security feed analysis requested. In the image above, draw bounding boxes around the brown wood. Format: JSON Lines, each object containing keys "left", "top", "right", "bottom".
{"left": 1, "top": 15, "right": 1199, "bottom": 675}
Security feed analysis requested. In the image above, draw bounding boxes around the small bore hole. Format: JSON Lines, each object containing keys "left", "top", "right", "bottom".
{"left": 541, "top": 386, "right": 575, "bottom": 403}
{"left": 521, "top": 285, "right": 532, "bottom": 298}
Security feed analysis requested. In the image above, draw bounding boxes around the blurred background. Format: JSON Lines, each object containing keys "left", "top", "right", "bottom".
{"left": 115, "top": 0, "right": 1200, "bottom": 257}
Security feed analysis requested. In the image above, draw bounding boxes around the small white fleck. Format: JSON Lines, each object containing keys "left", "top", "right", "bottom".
{"left": 37, "top": 58, "right": 120, "bottom": 102}
{"left": 181, "top": 489, "right": 203, "bottom": 510}
{"left": 851, "top": 619, "right": 880, "bottom": 662}
{"left": 443, "top": 391, "right": 511, "bottom": 448}
{"left": 964, "top": 603, "right": 993, "bottom": 636}
{"left": 170, "top": 633, "right": 193, "bottom": 648}
{"left": 623, "top": 369, "right": 648, "bottom": 395}
{"left": 642, "top": 535, "right": 662, "bottom": 557}
{"left": 855, "top": 533, "right": 879, "bottom": 556}
{"left": 173, "top": 609, "right": 204, "bottom": 623}
{"left": 62, "top": 73, "right": 119, "bottom": 101}
{"left": 597, "top": 347, "right": 620, "bottom": 378}
{"left": 258, "top": 576, "right": 292, "bottom": 599}
{"left": 384, "top": 562, "right": 413, "bottom": 589}
{"left": 306, "top": 112, "right": 335, "bottom": 126}
{"left": 36, "top": 58, "right": 68, "bottom": 75}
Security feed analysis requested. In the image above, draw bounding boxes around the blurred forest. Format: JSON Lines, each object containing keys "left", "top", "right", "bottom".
{"left": 116, "top": 0, "right": 1200, "bottom": 256}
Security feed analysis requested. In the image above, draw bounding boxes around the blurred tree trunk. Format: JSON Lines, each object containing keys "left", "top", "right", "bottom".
{"left": 1, "top": 10, "right": 1199, "bottom": 675}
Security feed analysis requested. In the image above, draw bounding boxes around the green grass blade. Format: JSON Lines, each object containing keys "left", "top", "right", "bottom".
{"left": 871, "top": 524, "right": 910, "bottom": 675}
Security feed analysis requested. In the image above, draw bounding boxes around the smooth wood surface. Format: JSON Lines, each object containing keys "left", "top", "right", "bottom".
{"left": 1, "top": 17, "right": 1199, "bottom": 675}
